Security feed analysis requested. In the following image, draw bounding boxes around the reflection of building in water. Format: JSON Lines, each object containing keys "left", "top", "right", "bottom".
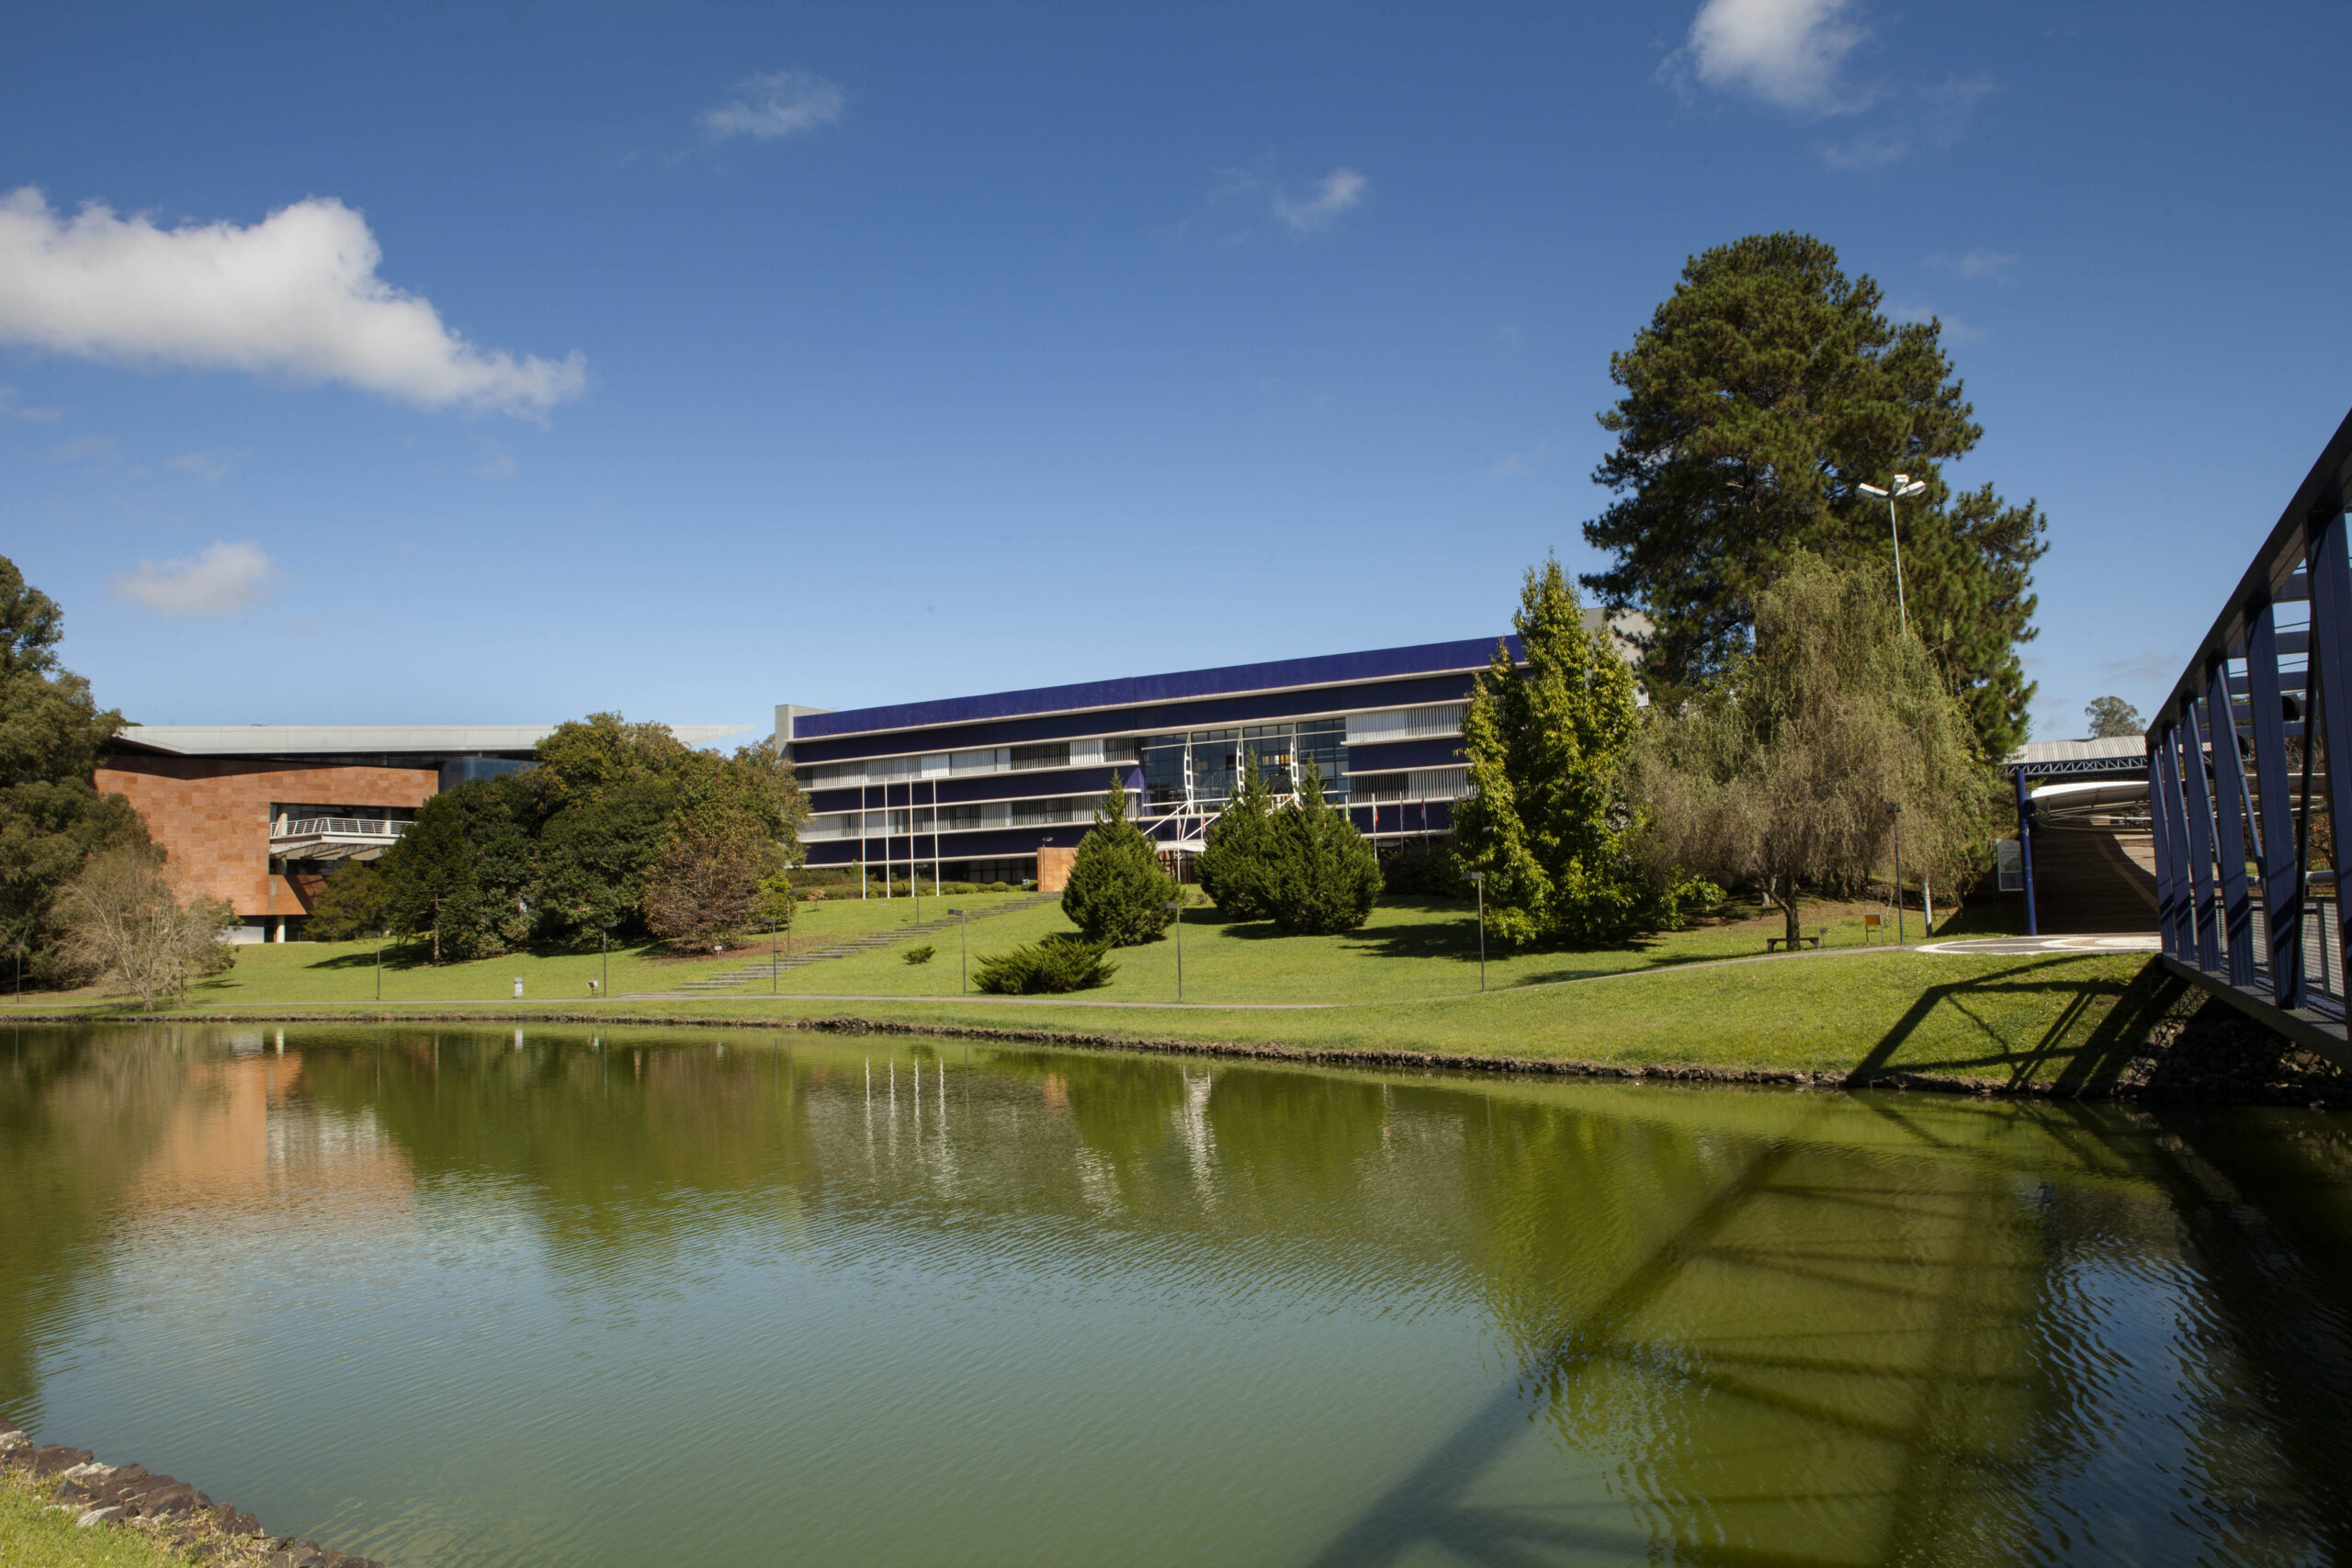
{"left": 127, "top": 1046, "right": 417, "bottom": 1226}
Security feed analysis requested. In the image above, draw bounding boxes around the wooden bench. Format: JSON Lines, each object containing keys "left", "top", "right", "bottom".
{"left": 1766, "top": 927, "right": 1826, "bottom": 953}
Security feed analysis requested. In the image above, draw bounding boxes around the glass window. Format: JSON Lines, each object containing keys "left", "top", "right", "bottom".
{"left": 1296, "top": 719, "right": 1346, "bottom": 798}
{"left": 1142, "top": 734, "right": 1187, "bottom": 806}
{"left": 1353, "top": 773, "right": 1408, "bottom": 803}
{"left": 1012, "top": 798, "right": 1074, "bottom": 826}
{"left": 1010, "top": 742, "right": 1070, "bottom": 772}
{"left": 1189, "top": 728, "right": 1238, "bottom": 804}
{"left": 1101, "top": 737, "right": 1141, "bottom": 762}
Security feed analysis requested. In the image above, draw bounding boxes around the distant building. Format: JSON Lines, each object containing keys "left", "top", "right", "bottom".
{"left": 779, "top": 618, "right": 1642, "bottom": 889}
{"left": 97, "top": 724, "right": 746, "bottom": 942}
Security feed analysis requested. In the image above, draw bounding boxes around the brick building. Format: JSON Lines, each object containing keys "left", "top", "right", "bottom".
{"left": 97, "top": 725, "right": 745, "bottom": 942}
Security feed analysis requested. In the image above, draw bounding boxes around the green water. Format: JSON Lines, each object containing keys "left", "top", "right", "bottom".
{"left": 3, "top": 1025, "right": 2349, "bottom": 1566}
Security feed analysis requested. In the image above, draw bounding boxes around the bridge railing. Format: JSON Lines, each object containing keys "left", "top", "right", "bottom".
{"left": 2147, "top": 405, "right": 2352, "bottom": 1035}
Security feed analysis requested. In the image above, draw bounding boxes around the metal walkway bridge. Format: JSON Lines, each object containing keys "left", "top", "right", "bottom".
{"left": 2148, "top": 404, "right": 2352, "bottom": 1069}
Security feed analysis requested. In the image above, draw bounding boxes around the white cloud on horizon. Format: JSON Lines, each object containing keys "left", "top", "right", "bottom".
{"left": 111, "top": 540, "right": 273, "bottom": 616}
{"left": 702, "top": 70, "right": 847, "bottom": 141}
{"left": 168, "top": 448, "right": 244, "bottom": 483}
{"left": 0, "top": 188, "right": 586, "bottom": 418}
{"left": 1685, "top": 0, "right": 1870, "bottom": 114}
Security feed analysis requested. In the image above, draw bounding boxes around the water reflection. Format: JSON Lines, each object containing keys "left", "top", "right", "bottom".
{"left": 3, "top": 1024, "right": 2348, "bottom": 1567}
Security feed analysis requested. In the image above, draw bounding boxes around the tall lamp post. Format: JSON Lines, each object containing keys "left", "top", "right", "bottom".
{"left": 1857, "top": 474, "right": 1928, "bottom": 633}
{"left": 600, "top": 921, "right": 616, "bottom": 999}
{"left": 954, "top": 908, "right": 969, "bottom": 995}
{"left": 1464, "top": 871, "right": 1487, "bottom": 992}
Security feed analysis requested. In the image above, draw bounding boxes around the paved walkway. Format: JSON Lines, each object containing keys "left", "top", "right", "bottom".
{"left": 1917, "top": 934, "right": 2160, "bottom": 956}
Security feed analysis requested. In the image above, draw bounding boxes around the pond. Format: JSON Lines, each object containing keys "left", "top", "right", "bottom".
{"left": 3, "top": 1023, "right": 2349, "bottom": 1567}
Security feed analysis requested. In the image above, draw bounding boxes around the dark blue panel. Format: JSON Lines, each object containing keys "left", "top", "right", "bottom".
{"left": 790, "top": 671, "right": 1489, "bottom": 765}
{"left": 793, "top": 637, "right": 1517, "bottom": 743}
{"left": 1344, "top": 738, "right": 1467, "bottom": 773}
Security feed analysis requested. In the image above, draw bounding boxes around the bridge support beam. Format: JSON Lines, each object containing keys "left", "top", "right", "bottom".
{"left": 2205, "top": 663, "right": 2257, "bottom": 988}
{"left": 2310, "top": 507, "right": 2352, "bottom": 997}
{"left": 2161, "top": 954, "right": 2352, "bottom": 1074}
{"left": 2245, "top": 597, "right": 2303, "bottom": 1007}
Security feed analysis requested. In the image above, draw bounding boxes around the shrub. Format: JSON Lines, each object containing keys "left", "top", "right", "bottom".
{"left": 1197, "top": 750, "right": 1278, "bottom": 919}
{"left": 304, "top": 859, "right": 390, "bottom": 940}
{"left": 903, "top": 943, "right": 936, "bottom": 965}
{"left": 1060, "top": 772, "right": 1178, "bottom": 945}
{"left": 1262, "top": 757, "right": 1383, "bottom": 934}
{"left": 1377, "top": 839, "right": 1460, "bottom": 897}
{"left": 974, "top": 934, "right": 1117, "bottom": 994}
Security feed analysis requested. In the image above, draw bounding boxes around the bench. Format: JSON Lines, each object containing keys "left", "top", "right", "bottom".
{"left": 1766, "top": 927, "right": 1826, "bottom": 953}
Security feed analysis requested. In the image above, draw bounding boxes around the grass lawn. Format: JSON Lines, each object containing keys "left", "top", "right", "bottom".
{"left": 2, "top": 888, "right": 2156, "bottom": 1095}
{"left": 0, "top": 1467, "right": 252, "bottom": 1568}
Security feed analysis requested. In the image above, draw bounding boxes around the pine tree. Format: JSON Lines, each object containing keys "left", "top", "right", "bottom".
{"left": 379, "top": 792, "right": 479, "bottom": 964}
{"left": 1453, "top": 558, "right": 1693, "bottom": 949}
{"left": 1061, "top": 770, "right": 1178, "bottom": 946}
{"left": 1197, "top": 749, "right": 1279, "bottom": 919}
{"left": 1261, "top": 757, "right": 1382, "bottom": 934}
{"left": 1582, "top": 232, "right": 2046, "bottom": 758}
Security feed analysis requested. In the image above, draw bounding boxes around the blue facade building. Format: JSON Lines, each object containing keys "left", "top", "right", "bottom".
{"left": 779, "top": 635, "right": 1560, "bottom": 884}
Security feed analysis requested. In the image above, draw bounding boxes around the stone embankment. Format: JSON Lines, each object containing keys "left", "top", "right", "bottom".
{"left": 0, "top": 1418, "right": 381, "bottom": 1568}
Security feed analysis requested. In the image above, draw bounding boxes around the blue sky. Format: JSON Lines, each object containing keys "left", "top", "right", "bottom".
{"left": 5, "top": 0, "right": 2349, "bottom": 743}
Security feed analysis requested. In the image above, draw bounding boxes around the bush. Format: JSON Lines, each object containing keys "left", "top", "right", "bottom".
{"left": 1197, "top": 750, "right": 1278, "bottom": 919}
{"left": 1262, "top": 757, "right": 1383, "bottom": 934}
{"left": 304, "top": 860, "right": 390, "bottom": 940}
{"left": 1377, "top": 839, "right": 1460, "bottom": 897}
{"left": 903, "top": 943, "right": 936, "bottom": 965}
{"left": 1060, "top": 772, "right": 1178, "bottom": 945}
{"left": 974, "top": 934, "right": 1117, "bottom": 994}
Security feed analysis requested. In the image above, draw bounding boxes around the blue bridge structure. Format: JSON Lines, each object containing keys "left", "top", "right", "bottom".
{"left": 2147, "top": 405, "right": 2352, "bottom": 1067}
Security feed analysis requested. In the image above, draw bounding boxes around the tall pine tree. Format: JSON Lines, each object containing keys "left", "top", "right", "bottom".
{"left": 1060, "top": 770, "right": 1178, "bottom": 946}
{"left": 1453, "top": 558, "right": 1697, "bottom": 949}
{"left": 1581, "top": 231, "right": 2046, "bottom": 758}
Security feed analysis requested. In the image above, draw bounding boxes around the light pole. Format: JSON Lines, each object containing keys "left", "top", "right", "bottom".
{"left": 1464, "top": 871, "right": 1487, "bottom": 992}
{"left": 1857, "top": 474, "right": 1927, "bottom": 633}
{"left": 601, "top": 921, "right": 616, "bottom": 999}
{"left": 767, "top": 917, "right": 778, "bottom": 995}
{"left": 1164, "top": 899, "right": 1183, "bottom": 1002}
{"left": 954, "top": 908, "right": 969, "bottom": 994}
{"left": 375, "top": 931, "right": 385, "bottom": 1000}
{"left": 1884, "top": 800, "right": 1905, "bottom": 945}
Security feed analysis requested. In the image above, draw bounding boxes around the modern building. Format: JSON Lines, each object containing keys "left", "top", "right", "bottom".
{"left": 96, "top": 724, "right": 747, "bottom": 942}
{"left": 779, "top": 620, "right": 1640, "bottom": 888}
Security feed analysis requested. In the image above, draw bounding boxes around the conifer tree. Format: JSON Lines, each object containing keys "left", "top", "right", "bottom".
{"left": 1453, "top": 558, "right": 1696, "bottom": 948}
{"left": 1261, "top": 757, "right": 1382, "bottom": 934}
{"left": 1060, "top": 770, "right": 1178, "bottom": 945}
{"left": 1197, "top": 749, "right": 1279, "bottom": 919}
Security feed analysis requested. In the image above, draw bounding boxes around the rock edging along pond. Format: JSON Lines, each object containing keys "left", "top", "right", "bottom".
{"left": 1, "top": 1418, "right": 381, "bottom": 1568}
{"left": 10, "top": 976, "right": 2346, "bottom": 1105}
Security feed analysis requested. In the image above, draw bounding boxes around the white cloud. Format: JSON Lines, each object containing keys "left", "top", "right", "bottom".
{"left": 1685, "top": 0, "right": 1870, "bottom": 114}
{"left": 1820, "top": 130, "right": 1908, "bottom": 170}
{"left": 469, "top": 438, "right": 516, "bottom": 479}
{"left": 0, "top": 386, "right": 60, "bottom": 422}
{"left": 168, "top": 448, "right": 244, "bottom": 482}
{"left": 111, "top": 540, "right": 273, "bottom": 616}
{"left": 0, "top": 188, "right": 586, "bottom": 418}
{"left": 1891, "top": 304, "right": 1984, "bottom": 344}
{"left": 49, "top": 434, "right": 118, "bottom": 462}
{"left": 1273, "top": 168, "right": 1371, "bottom": 232}
{"left": 701, "top": 70, "right": 847, "bottom": 141}
{"left": 1934, "top": 247, "right": 2018, "bottom": 281}
{"left": 1487, "top": 452, "right": 1532, "bottom": 480}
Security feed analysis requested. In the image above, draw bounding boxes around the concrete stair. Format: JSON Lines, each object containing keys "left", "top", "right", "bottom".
{"left": 630, "top": 892, "right": 1059, "bottom": 997}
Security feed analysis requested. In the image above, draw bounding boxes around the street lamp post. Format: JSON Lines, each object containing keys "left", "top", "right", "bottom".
{"left": 1464, "top": 871, "right": 1487, "bottom": 992}
{"left": 601, "top": 922, "right": 616, "bottom": 999}
{"left": 954, "top": 908, "right": 969, "bottom": 995}
{"left": 1857, "top": 474, "right": 1928, "bottom": 634}
{"left": 1884, "top": 800, "right": 1905, "bottom": 945}
{"left": 767, "top": 917, "right": 778, "bottom": 995}
{"left": 375, "top": 931, "right": 384, "bottom": 1001}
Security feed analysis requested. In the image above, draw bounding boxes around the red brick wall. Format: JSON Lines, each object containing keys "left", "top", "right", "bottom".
{"left": 93, "top": 757, "right": 440, "bottom": 918}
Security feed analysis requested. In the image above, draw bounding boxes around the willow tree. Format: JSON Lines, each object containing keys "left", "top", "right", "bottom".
{"left": 1635, "top": 555, "right": 1989, "bottom": 944}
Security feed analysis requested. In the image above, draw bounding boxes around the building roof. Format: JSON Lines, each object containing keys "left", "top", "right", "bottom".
{"left": 787, "top": 616, "right": 1646, "bottom": 743}
{"left": 2008, "top": 736, "right": 2146, "bottom": 765}
{"left": 107, "top": 724, "right": 752, "bottom": 759}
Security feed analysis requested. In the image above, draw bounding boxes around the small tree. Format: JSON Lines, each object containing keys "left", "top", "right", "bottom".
{"left": 1636, "top": 555, "right": 1990, "bottom": 944}
{"left": 2084, "top": 696, "right": 2142, "bottom": 739}
{"left": 1453, "top": 557, "right": 1695, "bottom": 949}
{"left": 304, "top": 860, "right": 390, "bottom": 941}
{"left": 51, "top": 846, "right": 233, "bottom": 1010}
{"left": 379, "top": 792, "right": 480, "bottom": 964}
{"left": 643, "top": 814, "right": 767, "bottom": 945}
{"left": 1261, "top": 757, "right": 1382, "bottom": 934}
{"left": 1197, "top": 750, "right": 1279, "bottom": 919}
{"left": 1061, "top": 770, "right": 1178, "bottom": 946}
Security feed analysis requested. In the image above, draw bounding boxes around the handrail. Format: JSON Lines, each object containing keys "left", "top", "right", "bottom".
{"left": 271, "top": 817, "right": 409, "bottom": 839}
